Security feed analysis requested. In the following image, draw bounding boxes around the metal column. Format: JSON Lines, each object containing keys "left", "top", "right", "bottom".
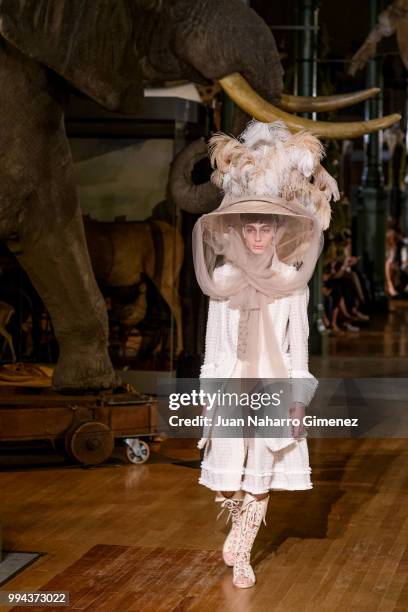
{"left": 295, "top": 0, "right": 323, "bottom": 353}
{"left": 354, "top": 0, "right": 388, "bottom": 306}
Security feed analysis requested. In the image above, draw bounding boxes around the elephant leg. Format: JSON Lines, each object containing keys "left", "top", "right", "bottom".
{"left": 156, "top": 282, "right": 183, "bottom": 357}
{"left": 148, "top": 221, "right": 184, "bottom": 356}
{"left": 8, "top": 194, "right": 116, "bottom": 393}
{"left": 0, "top": 42, "right": 115, "bottom": 391}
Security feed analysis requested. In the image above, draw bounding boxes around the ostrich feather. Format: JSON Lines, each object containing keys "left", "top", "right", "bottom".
{"left": 314, "top": 164, "right": 340, "bottom": 202}
{"left": 208, "top": 120, "right": 338, "bottom": 229}
{"left": 239, "top": 118, "right": 290, "bottom": 149}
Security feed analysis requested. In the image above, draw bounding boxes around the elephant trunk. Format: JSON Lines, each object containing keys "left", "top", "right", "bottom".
{"left": 169, "top": 138, "right": 222, "bottom": 214}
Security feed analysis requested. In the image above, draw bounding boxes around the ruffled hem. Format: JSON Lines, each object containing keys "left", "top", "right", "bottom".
{"left": 199, "top": 474, "right": 243, "bottom": 492}
{"left": 198, "top": 437, "right": 299, "bottom": 452}
{"left": 199, "top": 465, "right": 313, "bottom": 494}
{"left": 242, "top": 467, "right": 312, "bottom": 492}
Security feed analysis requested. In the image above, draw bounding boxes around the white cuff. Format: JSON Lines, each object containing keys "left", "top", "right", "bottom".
{"left": 200, "top": 363, "right": 217, "bottom": 378}
{"left": 290, "top": 370, "right": 319, "bottom": 406}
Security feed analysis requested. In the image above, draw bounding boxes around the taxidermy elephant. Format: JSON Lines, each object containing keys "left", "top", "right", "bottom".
{"left": 0, "top": 0, "right": 399, "bottom": 391}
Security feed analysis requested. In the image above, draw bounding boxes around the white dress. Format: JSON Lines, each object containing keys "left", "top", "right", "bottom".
{"left": 198, "top": 262, "right": 319, "bottom": 495}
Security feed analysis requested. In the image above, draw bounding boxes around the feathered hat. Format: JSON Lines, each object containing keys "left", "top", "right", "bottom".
{"left": 208, "top": 119, "right": 339, "bottom": 230}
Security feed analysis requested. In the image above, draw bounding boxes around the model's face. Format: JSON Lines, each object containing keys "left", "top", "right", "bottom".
{"left": 242, "top": 223, "right": 274, "bottom": 254}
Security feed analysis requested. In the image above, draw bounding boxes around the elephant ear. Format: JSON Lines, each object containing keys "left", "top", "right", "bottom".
{"left": 0, "top": 0, "right": 143, "bottom": 112}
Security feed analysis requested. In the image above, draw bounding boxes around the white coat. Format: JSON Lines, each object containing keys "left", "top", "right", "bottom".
{"left": 197, "top": 261, "right": 319, "bottom": 494}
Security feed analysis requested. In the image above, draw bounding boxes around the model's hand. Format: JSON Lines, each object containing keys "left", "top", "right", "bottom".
{"left": 290, "top": 402, "right": 306, "bottom": 439}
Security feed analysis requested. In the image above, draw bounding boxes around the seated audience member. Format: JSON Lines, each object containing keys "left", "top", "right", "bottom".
{"left": 322, "top": 240, "right": 370, "bottom": 335}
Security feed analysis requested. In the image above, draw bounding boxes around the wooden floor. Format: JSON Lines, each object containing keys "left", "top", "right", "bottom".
{"left": 1, "top": 301, "right": 408, "bottom": 611}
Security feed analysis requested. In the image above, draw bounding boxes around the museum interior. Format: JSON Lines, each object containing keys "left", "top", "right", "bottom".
{"left": 0, "top": 0, "right": 407, "bottom": 610}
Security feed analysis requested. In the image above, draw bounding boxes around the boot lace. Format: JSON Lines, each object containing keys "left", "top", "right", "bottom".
{"left": 217, "top": 498, "right": 241, "bottom": 524}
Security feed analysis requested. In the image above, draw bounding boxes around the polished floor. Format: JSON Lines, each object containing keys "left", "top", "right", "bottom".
{"left": 1, "top": 300, "right": 408, "bottom": 611}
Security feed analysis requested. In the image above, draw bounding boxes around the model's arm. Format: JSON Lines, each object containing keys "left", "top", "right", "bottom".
{"left": 197, "top": 297, "right": 224, "bottom": 448}
{"left": 200, "top": 297, "right": 223, "bottom": 379}
{"left": 200, "top": 296, "right": 228, "bottom": 410}
{"left": 288, "top": 285, "right": 319, "bottom": 406}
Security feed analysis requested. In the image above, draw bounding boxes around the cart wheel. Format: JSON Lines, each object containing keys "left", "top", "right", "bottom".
{"left": 124, "top": 438, "right": 150, "bottom": 464}
{"left": 65, "top": 421, "right": 114, "bottom": 465}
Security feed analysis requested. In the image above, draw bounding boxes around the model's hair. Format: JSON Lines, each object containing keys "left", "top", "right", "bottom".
{"left": 240, "top": 213, "right": 276, "bottom": 226}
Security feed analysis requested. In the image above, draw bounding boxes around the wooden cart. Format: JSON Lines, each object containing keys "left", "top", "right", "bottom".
{"left": 0, "top": 384, "right": 158, "bottom": 466}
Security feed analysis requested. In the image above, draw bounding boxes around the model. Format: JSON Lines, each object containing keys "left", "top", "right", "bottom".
{"left": 192, "top": 120, "right": 340, "bottom": 588}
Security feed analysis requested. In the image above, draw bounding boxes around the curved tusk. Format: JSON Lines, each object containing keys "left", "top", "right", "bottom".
{"left": 218, "top": 73, "right": 401, "bottom": 139}
{"left": 281, "top": 88, "right": 380, "bottom": 113}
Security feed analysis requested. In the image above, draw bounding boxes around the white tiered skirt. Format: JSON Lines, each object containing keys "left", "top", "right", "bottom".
{"left": 198, "top": 354, "right": 313, "bottom": 494}
{"left": 198, "top": 435, "right": 312, "bottom": 494}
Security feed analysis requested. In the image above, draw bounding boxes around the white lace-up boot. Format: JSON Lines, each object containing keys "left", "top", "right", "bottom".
{"left": 232, "top": 493, "right": 269, "bottom": 589}
{"left": 216, "top": 496, "right": 243, "bottom": 567}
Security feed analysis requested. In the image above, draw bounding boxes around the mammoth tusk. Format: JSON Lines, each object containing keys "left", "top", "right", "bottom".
{"left": 280, "top": 88, "right": 380, "bottom": 113}
{"left": 218, "top": 73, "right": 401, "bottom": 139}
